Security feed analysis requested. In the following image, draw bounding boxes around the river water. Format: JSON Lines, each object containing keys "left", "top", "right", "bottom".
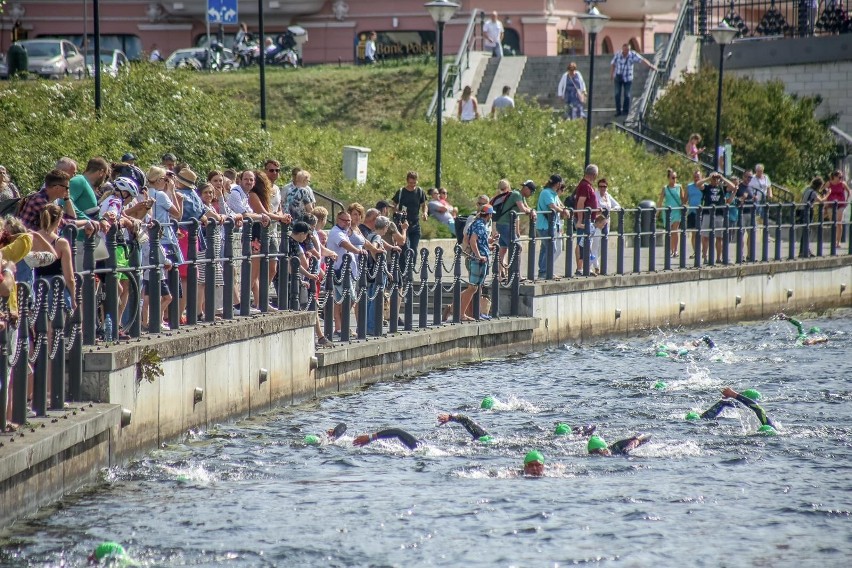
{"left": 2, "top": 311, "right": 852, "bottom": 567}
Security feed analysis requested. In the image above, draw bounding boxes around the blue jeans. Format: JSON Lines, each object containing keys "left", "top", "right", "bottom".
{"left": 366, "top": 279, "right": 385, "bottom": 335}
{"left": 536, "top": 229, "right": 552, "bottom": 276}
{"left": 404, "top": 222, "right": 421, "bottom": 260}
{"left": 614, "top": 75, "right": 633, "bottom": 115}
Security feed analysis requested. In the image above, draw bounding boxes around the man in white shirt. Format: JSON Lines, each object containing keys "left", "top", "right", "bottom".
{"left": 490, "top": 85, "right": 515, "bottom": 117}
{"left": 483, "top": 12, "right": 504, "bottom": 58}
{"left": 365, "top": 31, "right": 377, "bottom": 64}
{"left": 747, "top": 163, "right": 772, "bottom": 225}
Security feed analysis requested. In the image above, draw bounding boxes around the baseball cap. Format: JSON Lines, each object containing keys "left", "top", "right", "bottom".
{"left": 522, "top": 180, "right": 537, "bottom": 192}
{"left": 121, "top": 152, "right": 136, "bottom": 162}
{"left": 480, "top": 204, "right": 495, "bottom": 215}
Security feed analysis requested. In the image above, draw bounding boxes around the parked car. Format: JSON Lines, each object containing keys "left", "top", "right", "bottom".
{"left": 18, "top": 39, "right": 86, "bottom": 79}
{"left": 85, "top": 49, "right": 129, "bottom": 78}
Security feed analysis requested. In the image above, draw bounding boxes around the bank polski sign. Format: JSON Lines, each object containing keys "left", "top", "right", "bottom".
{"left": 208, "top": 0, "right": 238, "bottom": 24}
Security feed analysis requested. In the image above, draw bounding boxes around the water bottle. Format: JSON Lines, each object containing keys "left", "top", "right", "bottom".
{"left": 104, "top": 314, "right": 113, "bottom": 342}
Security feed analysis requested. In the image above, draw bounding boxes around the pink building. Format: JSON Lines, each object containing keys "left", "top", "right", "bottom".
{"left": 0, "top": 1, "right": 678, "bottom": 63}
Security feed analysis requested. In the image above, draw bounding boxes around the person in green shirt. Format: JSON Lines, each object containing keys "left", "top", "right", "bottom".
{"left": 68, "top": 157, "right": 110, "bottom": 220}
{"left": 491, "top": 178, "right": 536, "bottom": 279}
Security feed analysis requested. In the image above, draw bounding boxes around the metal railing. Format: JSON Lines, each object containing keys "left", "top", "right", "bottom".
{"left": 695, "top": 0, "right": 852, "bottom": 39}
{"left": 313, "top": 189, "right": 345, "bottom": 225}
{"left": 632, "top": 0, "right": 694, "bottom": 127}
{"left": 426, "top": 8, "right": 483, "bottom": 120}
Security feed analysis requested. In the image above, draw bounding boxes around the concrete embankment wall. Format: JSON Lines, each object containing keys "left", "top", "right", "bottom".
{"left": 522, "top": 257, "right": 852, "bottom": 344}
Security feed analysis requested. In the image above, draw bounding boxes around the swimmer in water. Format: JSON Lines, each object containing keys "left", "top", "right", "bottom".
{"left": 553, "top": 422, "right": 597, "bottom": 436}
{"left": 656, "top": 335, "right": 715, "bottom": 357}
{"left": 438, "top": 413, "right": 491, "bottom": 442}
{"left": 88, "top": 541, "right": 136, "bottom": 565}
{"left": 304, "top": 422, "right": 348, "bottom": 445}
{"left": 687, "top": 388, "right": 763, "bottom": 421}
{"left": 779, "top": 313, "right": 828, "bottom": 345}
{"left": 523, "top": 450, "right": 545, "bottom": 477}
{"left": 353, "top": 428, "right": 420, "bottom": 450}
{"left": 587, "top": 433, "right": 651, "bottom": 456}
{"left": 720, "top": 386, "right": 777, "bottom": 433}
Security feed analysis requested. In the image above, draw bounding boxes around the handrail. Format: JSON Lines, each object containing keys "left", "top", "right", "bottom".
{"left": 611, "top": 122, "right": 796, "bottom": 202}
{"left": 313, "top": 188, "right": 345, "bottom": 225}
{"left": 631, "top": 0, "right": 692, "bottom": 127}
{"left": 426, "top": 8, "right": 482, "bottom": 120}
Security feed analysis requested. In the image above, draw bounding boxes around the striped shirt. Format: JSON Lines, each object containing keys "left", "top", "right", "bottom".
{"left": 611, "top": 50, "right": 642, "bottom": 82}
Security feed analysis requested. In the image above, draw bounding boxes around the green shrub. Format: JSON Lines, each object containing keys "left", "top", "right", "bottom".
{"left": 648, "top": 67, "right": 837, "bottom": 188}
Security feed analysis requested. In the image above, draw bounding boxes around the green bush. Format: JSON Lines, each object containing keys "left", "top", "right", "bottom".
{"left": 648, "top": 67, "right": 837, "bottom": 188}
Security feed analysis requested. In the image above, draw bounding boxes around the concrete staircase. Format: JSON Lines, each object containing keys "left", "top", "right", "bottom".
{"left": 516, "top": 54, "right": 652, "bottom": 125}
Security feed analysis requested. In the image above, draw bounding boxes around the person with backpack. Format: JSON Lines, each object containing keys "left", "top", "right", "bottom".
{"left": 491, "top": 179, "right": 536, "bottom": 280}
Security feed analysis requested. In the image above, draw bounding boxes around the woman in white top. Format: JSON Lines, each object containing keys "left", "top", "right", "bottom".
{"left": 457, "top": 86, "right": 479, "bottom": 122}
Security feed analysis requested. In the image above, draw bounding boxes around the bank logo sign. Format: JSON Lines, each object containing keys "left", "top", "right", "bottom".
{"left": 208, "top": 0, "right": 238, "bottom": 24}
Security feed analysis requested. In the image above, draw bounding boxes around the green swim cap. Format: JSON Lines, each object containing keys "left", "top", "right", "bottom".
{"left": 304, "top": 434, "right": 320, "bottom": 445}
{"left": 554, "top": 423, "right": 571, "bottom": 436}
{"left": 524, "top": 450, "right": 545, "bottom": 465}
{"left": 176, "top": 474, "right": 190, "bottom": 483}
{"left": 685, "top": 411, "right": 701, "bottom": 421}
{"left": 481, "top": 396, "right": 495, "bottom": 410}
{"left": 478, "top": 435, "right": 493, "bottom": 444}
{"left": 656, "top": 344, "right": 668, "bottom": 351}
{"left": 758, "top": 424, "right": 777, "bottom": 435}
{"left": 678, "top": 348, "right": 689, "bottom": 356}
{"left": 808, "top": 326, "right": 821, "bottom": 334}
{"left": 653, "top": 380, "right": 667, "bottom": 390}
{"left": 93, "top": 542, "right": 126, "bottom": 561}
{"left": 587, "top": 436, "right": 607, "bottom": 452}
{"left": 655, "top": 350, "right": 669, "bottom": 358}
{"left": 742, "top": 389, "right": 761, "bottom": 402}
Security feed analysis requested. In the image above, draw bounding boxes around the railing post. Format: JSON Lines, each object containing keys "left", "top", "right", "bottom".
{"left": 404, "top": 249, "right": 414, "bottom": 331}
{"left": 830, "top": 202, "right": 838, "bottom": 256}
{"left": 49, "top": 276, "right": 67, "bottom": 411}
{"left": 358, "top": 257, "right": 369, "bottom": 339}
{"left": 323, "top": 257, "right": 335, "bottom": 338}
{"left": 372, "top": 253, "right": 386, "bottom": 336}
{"left": 32, "top": 278, "right": 49, "bottom": 417}
{"left": 82, "top": 230, "right": 97, "bottom": 345}
{"left": 565, "top": 210, "right": 575, "bottom": 278}
{"left": 222, "top": 219, "right": 235, "bottom": 320}
{"left": 600, "top": 215, "right": 608, "bottom": 275}
{"left": 258, "top": 223, "right": 270, "bottom": 312}
{"left": 774, "top": 204, "right": 783, "bottom": 261}
{"left": 340, "top": 255, "right": 352, "bottom": 341}
{"left": 167, "top": 222, "right": 181, "bottom": 329}
{"left": 802, "top": 203, "right": 812, "bottom": 257}
{"left": 816, "top": 203, "right": 825, "bottom": 257}
{"left": 708, "top": 207, "right": 717, "bottom": 266}
{"left": 736, "top": 205, "right": 744, "bottom": 264}
{"left": 452, "top": 246, "right": 461, "bottom": 324}
{"left": 748, "top": 211, "right": 757, "bottom": 262}
{"left": 695, "top": 209, "right": 703, "bottom": 268}
{"left": 278, "top": 226, "right": 291, "bottom": 311}
{"left": 617, "top": 209, "right": 625, "bottom": 275}
{"left": 761, "top": 212, "right": 770, "bottom": 262}
{"left": 490, "top": 239, "right": 500, "bottom": 319}
{"left": 147, "top": 222, "right": 162, "bottom": 333}
{"left": 240, "top": 220, "right": 252, "bottom": 316}
{"left": 583, "top": 208, "right": 592, "bottom": 276}
{"left": 103, "top": 225, "right": 119, "bottom": 339}
{"left": 204, "top": 221, "right": 217, "bottom": 322}
{"left": 527, "top": 216, "right": 537, "bottom": 282}
{"left": 12, "top": 284, "right": 31, "bottom": 426}
{"left": 722, "top": 207, "right": 730, "bottom": 265}
{"left": 647, "top": 206, "right": 657, "bottom": 272}
{"left": 433, "top": 247, "right": 443, "bottom": 327}
{"left": 679, "top": 206, "right": 688, "bottom": 269}
{"left": 510, "top": 242, "right": 520, "bottom": 316}
{"left": 127, "top": 238, "right": 142, "bottom": 338}
{"left": 419, "top": 249, "right": 429, "bottom": 329}
{"left": 68, "top": 274, "right": 83, "bottom": 401}
{"left": 788, "top": 203, "right": 796, "bottom": 260}
{"left": 389, "top": 251, "right": 400, "bottom": 333}
{"left": 633, "top": 208, "right": 641, "bottom": 273}
{"left": 186, "top": 218, "right": 199, "bottom": 324}
{"left": 663, "top": 208, "right": 671, "bottom": 270}
{"left": 546, "top": 212, "right": 555, "bottom": 280}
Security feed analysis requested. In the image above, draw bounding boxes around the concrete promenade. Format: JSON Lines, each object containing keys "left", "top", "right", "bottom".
{"left": 1, "top": 253, "right": 850, "bottom": 529}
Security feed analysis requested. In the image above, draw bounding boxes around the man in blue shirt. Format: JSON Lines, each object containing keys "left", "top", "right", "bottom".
{"left": 535, "top": 175, "right": 569, "bottom": 279}
{"left": 610, "top": 44, "right": 656, "bottom": 117}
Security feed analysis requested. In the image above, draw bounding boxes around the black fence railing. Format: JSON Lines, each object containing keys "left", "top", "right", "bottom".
{"left": 1, "top": 201, "right": 849, "bottom": 429}
{"left": 695, "top": 0, "right": 852, "bottom": 39}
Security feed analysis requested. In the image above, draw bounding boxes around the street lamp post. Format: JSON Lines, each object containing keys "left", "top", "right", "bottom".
{"left": 578, "top": 5, "right": 609, "bottom": 168}
{"left": 425, "top": 1, "right": 460, "bottom": 189}
{"left": 710, "top": 20, "right": 737, "bottom": 171}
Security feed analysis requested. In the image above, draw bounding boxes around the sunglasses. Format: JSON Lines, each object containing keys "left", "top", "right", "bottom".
{"left": 266, "top": 168, "right": 280, "bottom": 173}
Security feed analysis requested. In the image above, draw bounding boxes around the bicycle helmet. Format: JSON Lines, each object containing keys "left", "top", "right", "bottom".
{"left": 113, "top": 176, "right": 139, "bottom": 198}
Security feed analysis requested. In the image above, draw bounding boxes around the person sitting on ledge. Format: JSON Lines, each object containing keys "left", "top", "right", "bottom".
{"left": 353, "top": 428, "right": 420, "bottom": 450}
{"left": 587, "top": 433, "right": 651, "bottom": 456}
{"left": 438, "top": 413, "right": 491, "bottom": 442}
{"left": 779, "top": 313, "right": 828, "bottom": 345}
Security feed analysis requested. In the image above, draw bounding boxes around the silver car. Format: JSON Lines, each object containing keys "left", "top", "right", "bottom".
{"left": 85, "top": 49, "right": 129, "bottom": 78}
{"left": 21, "top": 39, "right": 86, "bottom": 79}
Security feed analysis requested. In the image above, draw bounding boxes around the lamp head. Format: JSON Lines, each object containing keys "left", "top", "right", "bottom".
{"left": 425, "top": 0, "right": 460, "bottom": 24}
{"left": 710, "top": 20, "right": 738, "bottom": 46}
{"left": 578, "top": 5, "right": 609, "bottom": 35}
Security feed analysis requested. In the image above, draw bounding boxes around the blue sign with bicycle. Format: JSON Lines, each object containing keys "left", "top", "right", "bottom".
{"left": 208, "top": 0, "right": 238, "bottom": 24}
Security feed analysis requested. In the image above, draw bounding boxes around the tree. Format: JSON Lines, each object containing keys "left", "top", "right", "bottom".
{"left": 648, "top": 67, "right": 837, "bottom": 188}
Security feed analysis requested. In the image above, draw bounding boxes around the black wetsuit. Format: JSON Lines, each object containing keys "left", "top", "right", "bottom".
{"left": 700, "top": 399, "right": 736, "bottom": 419}
{"left": 608, "top": 435, "right": 650, "bottom": 456}
{"left": 572, "top": 425, "right": 597, "bottom": 436}
{"left": 329, "top": 423, "right": 347, "bottom": 440}
{"left": 373, "top": 429, "right": 420, "bottom": 450}
{"left": 446, "top": 414, "right": 489, "bottom": 439}
{"left": 700, "top": 335, "right": 716, "bottom": 349}
{"left": 732, "top": 393, "right": 776, "bottom": 429}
